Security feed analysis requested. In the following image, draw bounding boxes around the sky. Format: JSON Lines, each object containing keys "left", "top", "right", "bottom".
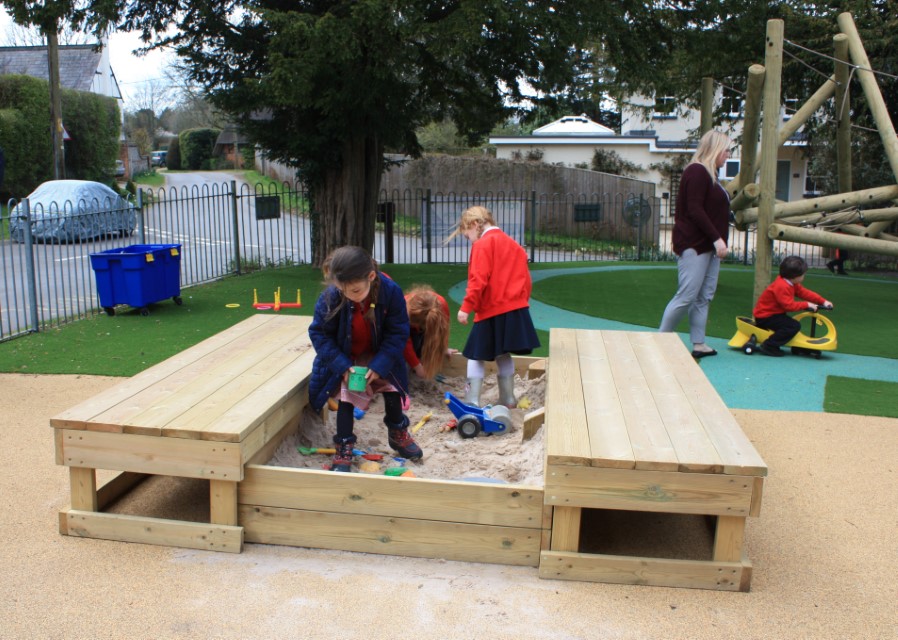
{"left": 0, "top": 8, "right": 172, "bottom": 109}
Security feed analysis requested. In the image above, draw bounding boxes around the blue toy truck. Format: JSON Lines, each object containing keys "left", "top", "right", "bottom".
{"left": 443, "top": 392, "right": 512, "bottom": 439}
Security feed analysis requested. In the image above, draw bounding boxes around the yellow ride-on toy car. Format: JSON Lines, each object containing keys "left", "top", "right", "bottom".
{"left": 728, "top": 309, "right": 837, "bottom": 359}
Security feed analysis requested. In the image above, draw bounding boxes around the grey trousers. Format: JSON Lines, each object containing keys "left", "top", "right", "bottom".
{"left": 659, "top": 248, "right": 720, "bottom": 344}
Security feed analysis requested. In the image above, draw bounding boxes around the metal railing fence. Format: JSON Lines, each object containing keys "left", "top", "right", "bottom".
{"left": 2, "top": 178, "right": 895, "bottom": 342}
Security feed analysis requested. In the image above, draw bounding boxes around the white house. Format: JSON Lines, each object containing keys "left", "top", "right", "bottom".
{"left": 489, "top": 97, "right": 816, "bottom": 215}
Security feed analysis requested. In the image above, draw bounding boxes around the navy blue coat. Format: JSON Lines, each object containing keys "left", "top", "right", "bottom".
{"left": 308, "top": 273, "right": 410, "bottom": 412}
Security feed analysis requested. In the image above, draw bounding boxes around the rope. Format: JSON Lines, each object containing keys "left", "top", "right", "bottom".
{"left": 785, "top": 38, "right": 898, "bottom": 82}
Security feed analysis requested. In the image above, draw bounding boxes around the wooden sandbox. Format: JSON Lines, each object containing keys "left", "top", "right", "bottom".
{"left": 52, "top": 316, "right": 766, "bottom": 590}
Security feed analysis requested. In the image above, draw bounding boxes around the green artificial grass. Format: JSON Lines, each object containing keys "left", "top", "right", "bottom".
{"left": 531, "top": 264, "right": 898, "bottom": 359}
{"left": 0, "top": 263, "right": 548, "bottom": 377}
{"left": 824, "top": 376, "right": 898, "bottom": 418}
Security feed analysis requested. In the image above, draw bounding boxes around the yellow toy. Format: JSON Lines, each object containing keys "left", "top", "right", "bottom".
{"left": 253, "top": 287, "right": 302, "bottom": 312}
{"left": 728, "top": 310, "right": 837, "bottom": 359}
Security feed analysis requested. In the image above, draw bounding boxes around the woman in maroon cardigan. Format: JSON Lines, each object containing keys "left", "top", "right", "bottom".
{"left": 659, "top": 130, "right": 731, "bottom": 358}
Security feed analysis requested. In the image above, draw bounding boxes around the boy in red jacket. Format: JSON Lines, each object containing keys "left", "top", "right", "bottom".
{"left": 753, "top": 256, "right": 833, "bottom": 357}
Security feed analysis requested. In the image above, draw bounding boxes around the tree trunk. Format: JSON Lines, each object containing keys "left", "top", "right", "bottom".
{"left": 312, "top": 132, "right": 383, "bottom": 265}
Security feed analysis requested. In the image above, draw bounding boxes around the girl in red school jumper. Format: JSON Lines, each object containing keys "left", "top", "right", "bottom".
{"left": 449, "top": 205, "right": 540, "bottom": 408}
{"left": 403, "top": 285, "right": 451, "bottom": 379}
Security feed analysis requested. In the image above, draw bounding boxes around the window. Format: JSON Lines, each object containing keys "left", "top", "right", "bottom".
{"left": 720, "top": 94, "right": 744, "bottom": 119}
{"left": 652, "top": 96, "right": 677, "bottom": 119}
{"left": 719, "top": 159, "right": 740, "bottom": 181}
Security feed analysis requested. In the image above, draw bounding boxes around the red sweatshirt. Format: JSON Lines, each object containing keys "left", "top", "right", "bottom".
{"left": 753, "top": 276, "right": 826, "bottom": 319}
{"left": 461, "top": 227, "right": 531, "bottom": 322}
{"left": 403, "top": 291, "right": 449, "bottom": 368}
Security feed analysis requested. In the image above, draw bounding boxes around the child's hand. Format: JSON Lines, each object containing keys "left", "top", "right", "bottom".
{"left": 367, "top": 369, "right": 380, "bottom": 383}
{"left": 413, "top": 363, "right": 425, "bottom": 378}
{"left": 823, "top": 301, "right": 834, "bottom": 310}
{"left": 457, "top": 310, "right": 469, "bottom": 325}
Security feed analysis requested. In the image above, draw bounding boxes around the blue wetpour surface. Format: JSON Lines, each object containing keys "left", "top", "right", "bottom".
{"left": 449, "top": 266, "right": 898, "bottom": 412}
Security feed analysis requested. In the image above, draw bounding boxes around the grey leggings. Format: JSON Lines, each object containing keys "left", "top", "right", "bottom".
{"left": 659, "top": 249, "right": 720, "bottom": 344}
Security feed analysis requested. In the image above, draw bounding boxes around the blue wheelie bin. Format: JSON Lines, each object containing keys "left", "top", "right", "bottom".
{"left": 90, "top": 244, "right": 183, "bottom": 316}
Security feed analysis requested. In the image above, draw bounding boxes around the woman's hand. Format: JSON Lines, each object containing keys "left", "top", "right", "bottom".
{"left": 713, "top": 238, "right": 728, "bottom": 259}
{"left": 457, "top": 310, "right": 469, "bottom": 325}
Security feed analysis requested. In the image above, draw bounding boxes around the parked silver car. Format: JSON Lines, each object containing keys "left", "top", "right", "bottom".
{"left": 9, "top": 180, "right": 138, "bottom": 243}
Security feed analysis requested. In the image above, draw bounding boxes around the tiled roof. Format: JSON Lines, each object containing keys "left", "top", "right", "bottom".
{"left": 0, "top": 44, "right": 102, "bottom": 92}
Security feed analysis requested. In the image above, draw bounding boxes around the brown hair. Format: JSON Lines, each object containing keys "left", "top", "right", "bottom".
{"left": 446, "top": 205, "right": 497, "bottom": 243}
{"left": 406, "top": 285, "right": 449, "bottom": 378}
{"left": 323, "top": 246, "right": 380, "bottom": 322}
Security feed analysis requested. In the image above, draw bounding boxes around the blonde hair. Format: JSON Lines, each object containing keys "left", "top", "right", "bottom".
{"left": 690, "top": 130, "right": 730, "bottom": 180}
{"left": 446, "top": 205, "right": 497, "bottom": 243}
{"left": 406, "top": 285, "right": 450, "bottom": 379}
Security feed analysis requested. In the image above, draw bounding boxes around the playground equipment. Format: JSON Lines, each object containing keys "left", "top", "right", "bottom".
{"left": 253, "top": 287, "right": 302, "bottom": 312}
{"left": 728, "top": 309, "right": 837, "bottom": 359}
{"left": 443, "top": 392, "right": 511, "bottom": 439}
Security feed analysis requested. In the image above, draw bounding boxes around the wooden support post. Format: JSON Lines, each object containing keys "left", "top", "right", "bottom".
{"left": 700, "top": 77, "right": 714, "bottom": 135}
{"left": 755, "top": 19, "right": 784, "bottom": 304}
{"left": 70, "top": 467, "right": 97, "bottom": 512}
{"left": 729, "top": 65, "right": 765, "bottom": 199}
{"left": 838, "top": 12, "right": 898, "bottom": 237}
{"left": 550, "top": 506, "right": 581, "bottom": 552}
{"left": 834, "top": 34, "right": 852, "bottom": 194}
{"left": 727, "top": 74, "right": 836, "bottom": 198}
{"left": 210, "top": 479, "right": 239, "bottom": 526}
{"left": 713, "top": 515, "right": 746, "bottom": 563}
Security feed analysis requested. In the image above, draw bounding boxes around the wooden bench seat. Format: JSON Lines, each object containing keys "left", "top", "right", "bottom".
{"left": 539, "top": 328, "right": 767, "bottom": 591}
{"left": 51, "top": 314, "right": 314, "bottom": 553}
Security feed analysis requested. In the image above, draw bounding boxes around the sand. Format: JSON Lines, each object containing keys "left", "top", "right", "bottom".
{"left": 269, "top": 372, "right": 547, "bottom": 484}
{"left": 2, "top": 372, "right": 896, "bottom": 640}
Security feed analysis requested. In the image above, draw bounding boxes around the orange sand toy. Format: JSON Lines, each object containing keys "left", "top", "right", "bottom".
{"left": 253, "top": 287, "right": 302, "bottom": 312}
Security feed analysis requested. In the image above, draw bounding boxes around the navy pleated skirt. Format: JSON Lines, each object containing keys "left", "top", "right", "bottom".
{"left": 462, "top": 308, "right": 540, "bottom": 361}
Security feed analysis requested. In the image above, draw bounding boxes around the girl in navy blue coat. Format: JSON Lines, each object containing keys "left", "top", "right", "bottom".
{"left": 308, "top": 246, "right": 421, "bottom": 472}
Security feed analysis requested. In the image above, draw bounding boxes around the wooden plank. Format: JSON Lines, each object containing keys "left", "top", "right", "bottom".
{"left": 96, "top": 471, "right": 149, "bottom": 511}
{"left": 196, "top": 350, "right": 315, "bottom": 443}
{"left": 238, "top": 382, "right": 309, "bottom": 461}
{"left": 210, "top": 480, "right": 238, "bottom": 526}
{"left": 597, "top": 331, "right": 679, "bottom": 470}
{"left": 613, "top": 332, "right": 680, "bottom": 471}
{"left": 544, "top": 465, "right": 755, "bottom": 517}
{"left": 527, "top": 358, "right": 547, "bottom": 380}
{"left": 57, "top": 429, "right": 242, "bottom": 480}
{"left": 549, "top": 505, "right": 581, "bottom": 552}
{"left": 164, "top": 347, "right": 312, "bottom": 440}
{"left": 50, "top": 314, "right": 280, "bottom": 431}
{"left": 750, "top": 477, "right": 764, "bottom": 517}
{"left": 439, "top": 354, "right": 541, "bottom": 379}
{"left": 240, "top": 505, "right": 540, "bottom": 566}
{"left": 545, "top": 329, "right": 591, "bottom": 466}
{"left": 632, "top": 332, "right": 723, "bottom": 473}
{"left": 575, "top": 330, "right": 635, "bottom": 469}
{"left": 539, "top": 550, "right": 751, "bottom": 591}
{"left": 113, "top": 319, "right": 309, "bottom": 437}
{"left": 522, "top": 406, "right": 545, "bottom": 441}
{"left": 239, "top": 465, "right": 544, "bottom": 529}
{"left": 64, "top": 509, "right": 242, "bottom": 553}
{"left": 659, "top": 333, "right": 768, "bottom": 476}
{"left": 244, "top": 411, "right": 300, "bottom": 467}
